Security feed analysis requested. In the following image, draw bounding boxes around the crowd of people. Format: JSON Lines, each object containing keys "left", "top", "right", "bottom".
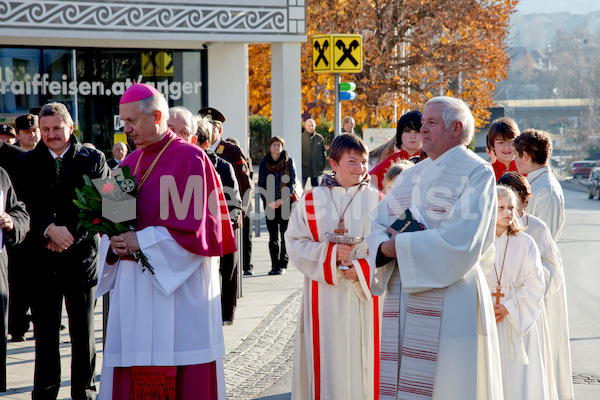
{"left": 0, "top": 89, "right": 573, "bottom": 400}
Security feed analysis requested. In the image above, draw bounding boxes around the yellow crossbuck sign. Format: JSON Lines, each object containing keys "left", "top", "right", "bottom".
{"left": 312, "top": 35, "right": 332, "bottom": 73}
{"left": 332, "top": 34, "right": 362, "bottom": 73}
{"left": 312, "top": 34, "right": 362, "bottom": 73}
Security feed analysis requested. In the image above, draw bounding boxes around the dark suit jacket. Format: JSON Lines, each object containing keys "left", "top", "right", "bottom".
{"left": 107, "top": 158, "right": 121, "bottom": 169}
{"left": 15, "top": 135, "right": 109, "bottom": 286}
{"left": 205, "top": 148, "right": 242, "bottom": 227}
{"left": 0, "top": 167, "right": 30, "bottom": 290}
{"left": 0, "top": 141, "right": 26, "bottom": 180}
{"left": 0, "top": 166, "right": 29, "bottom": 391}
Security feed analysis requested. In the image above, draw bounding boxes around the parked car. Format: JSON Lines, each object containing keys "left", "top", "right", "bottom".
{"left": 570, "top": 160, "right": 597, "bottom": 179}
{"left": 588, "top": 167, "right": 600, "bottom": 200}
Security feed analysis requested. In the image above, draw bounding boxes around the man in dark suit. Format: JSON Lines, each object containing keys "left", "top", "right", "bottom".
{"left": 199, "top": 107, "right": 255, "bottom": 278}
{"left": 195, "top": 116, "right": 242, "bottom": 325}
{"left": 0, "top": 166, "right": 29, "bottom": 391}
{"left": 107, "top": 141, "right": 128, "bottom": 169}
{"left": 0, "top": 138, "right": 31, "bottom": 342}
{"left": 15, "top": 102, "right": 109, "bottom": 400}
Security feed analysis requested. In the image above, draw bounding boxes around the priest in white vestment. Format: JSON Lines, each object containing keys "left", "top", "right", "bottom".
{"left": 488, "top": 186, "right": 549, "bottom": 400}
{"left": 367, "top": 96, "right": 503, "bottom": 400}
{"left": 96, "top": 83, "right": 236, "bottom": 400}
{"left": 285, "top": 134, "right": 383, "bottom": 400}
{"left": 498, "top": 172, "right": 574, "bottom": 400}
{"left": 513, "top": 129, "right": 565, "bottom": 241}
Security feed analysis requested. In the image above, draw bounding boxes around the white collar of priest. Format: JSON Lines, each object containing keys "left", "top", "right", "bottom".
{"left": 49, "top": 144, "right": 71, "bottom": 159}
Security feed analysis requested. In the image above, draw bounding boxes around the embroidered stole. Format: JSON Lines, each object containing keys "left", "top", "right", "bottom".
{"left": 380, "top": 151, "right": 473, "bottom": 400}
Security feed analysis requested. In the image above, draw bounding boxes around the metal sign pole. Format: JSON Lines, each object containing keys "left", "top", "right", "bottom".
{"left": 334, "top": 72, "right": 340, "bottom": 137}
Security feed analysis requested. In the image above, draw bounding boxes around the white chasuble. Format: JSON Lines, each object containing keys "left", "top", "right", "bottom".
{"left": 486, "top": 231, "right": 549, "bottom": 400}
{"left": 284, "top": 183, "right": 382, "bottom": 400}
{"left": 522, "top": 214, "right": 574, "bottom": 400}
{"left": 367, "top": 145, "right": 503, "bottom": 400}
{"left": 526, "top": 166, "right": 565, "bottom": 241}
{"left": 96, "top": 227, "right": 226, "bottom": 400}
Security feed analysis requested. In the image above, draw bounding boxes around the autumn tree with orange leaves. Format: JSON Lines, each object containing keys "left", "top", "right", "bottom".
{"left": 249, "top": 0, "right": 517, "bottom": 130}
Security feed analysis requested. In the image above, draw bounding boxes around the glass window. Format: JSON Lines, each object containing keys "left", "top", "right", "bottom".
{"left": 0, "top": 47, "right": 205, "bottom": 153}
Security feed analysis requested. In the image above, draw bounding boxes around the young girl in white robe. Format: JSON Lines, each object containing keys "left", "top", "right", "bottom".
{"left": 498, "top": 171, "right": 574, "bottom": 400}
{"left": 487, "top": 185, "right": 550, "bottom": 400}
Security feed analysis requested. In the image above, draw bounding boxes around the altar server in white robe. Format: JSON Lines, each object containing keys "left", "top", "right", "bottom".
{"left": 513, "top": 129, "right": 565, "bottom": 241}
{"left": 96, "top": 83, "right": 236, "bottom": 400}
{"left": 285, "top": 133, "right": 383, "bottom": 400}
{"left": 488, "top": 185, "right": 549, "bottom": 400}
{"left": 367, "top": 96, "right": 503, "bottom": 400}
{"left": 498, "top": 172, "right": 574, "bottom": 400}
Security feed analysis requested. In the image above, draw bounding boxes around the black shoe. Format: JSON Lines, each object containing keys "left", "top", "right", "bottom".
{"left": 60, "top": 324, "right": 66, "bottom": 331}
{"left": 222, "top": 319, "right": 234, "bottom": 326}
{"left": 244, "top": 270, "right": 254, "bottom": 276}
{"left": 268, "top": 268, "right": 283, "bottom": 275}
{"left": 9, "top": 334, "right": 25, "bottom": 342}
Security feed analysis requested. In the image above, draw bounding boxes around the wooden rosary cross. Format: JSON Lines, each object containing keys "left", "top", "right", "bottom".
{"left": 334, "top": 220, "right": 347, "bottom": 235}
{"left": 492, "top": 286, "right": 504, "bottom": 305}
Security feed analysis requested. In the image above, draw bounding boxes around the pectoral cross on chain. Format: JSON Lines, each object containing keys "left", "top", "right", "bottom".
{"left": 492, "top": 286, "right": 504, "bottom": 305}
{"left": 334, "top": 220, "right": 347, "bottom": 235}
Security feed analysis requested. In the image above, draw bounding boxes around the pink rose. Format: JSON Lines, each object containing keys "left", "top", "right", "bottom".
{"left": 101, "top": 182, "right": 115, "bottom": 194}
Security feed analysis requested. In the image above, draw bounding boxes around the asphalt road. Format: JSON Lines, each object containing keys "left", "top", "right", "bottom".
{"left": 558, "top": 186, "right": 600, "bottom": 399}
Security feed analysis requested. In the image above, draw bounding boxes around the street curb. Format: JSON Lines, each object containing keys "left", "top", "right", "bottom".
{"left": 224, "top": 289, "right": 301, "bottom": 399}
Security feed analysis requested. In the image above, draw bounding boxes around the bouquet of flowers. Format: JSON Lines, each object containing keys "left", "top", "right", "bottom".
{"left": 73, "top": 166, "right": 154, "bottom": 274}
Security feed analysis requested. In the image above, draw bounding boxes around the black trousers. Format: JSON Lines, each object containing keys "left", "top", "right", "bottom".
{"left": 242, "top": 212, "right": 252, "bottom": 273}
{"left": 7, "top": 248, "right": 31, "bottom": 338}
{"left": 31, "top": 279, "right": 97, "bottom": 400}
{"left": 265, "top": 207, "right": 289, "bottom": 269}
{"left": 302, "top": 176, "right": 320, "bottom": 189}
{"left": 220, "top": 251, "right": 238, "bottom": 322}
{"left": 0, "top": 291, "right": 7, "bottom": 392}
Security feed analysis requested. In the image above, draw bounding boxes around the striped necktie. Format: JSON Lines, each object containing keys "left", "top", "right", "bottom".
{"left": 55, "top": 157, "right": 62, "bottom": 177}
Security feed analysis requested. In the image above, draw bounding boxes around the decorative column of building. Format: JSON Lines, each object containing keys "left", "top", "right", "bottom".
{"left": 207, "top": 43, "right": 249, "bottom": 154}
{"left": 173, "top": 51, "right": 203, "bottom": 113}
{"left": 271, "top": 42, "right": 302, "bottom": 182}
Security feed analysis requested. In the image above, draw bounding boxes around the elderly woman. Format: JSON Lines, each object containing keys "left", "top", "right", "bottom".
{"left": 258, "top": 136, "right": 298, "bottom": 275}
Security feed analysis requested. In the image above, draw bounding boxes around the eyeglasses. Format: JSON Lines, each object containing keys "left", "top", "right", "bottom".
{"left": 170, "top": 127, "right": 194, "bottom": 140}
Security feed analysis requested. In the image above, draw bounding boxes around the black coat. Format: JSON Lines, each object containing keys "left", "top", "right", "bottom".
{"left": 15, "top": 135, "right": 109, "bottom": 286}
{"left": 0, "top": 166, "right": 29, "bottom": 391}
{"left": 0, "top": 167, "right": 30, "bottom": 291}
{"left": 301, "top": 130, "right": 326, "bottom": 178}
{"left": 0, "top": 141, "right": 26, "bottom": 180}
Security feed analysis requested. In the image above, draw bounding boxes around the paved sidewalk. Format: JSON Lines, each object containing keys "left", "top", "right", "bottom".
{"left": 0, "top": 219, "right": 303, "bottom": 399}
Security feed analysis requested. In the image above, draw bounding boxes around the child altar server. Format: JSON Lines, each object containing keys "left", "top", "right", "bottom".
{"left": 285, "top": 133, "right": 382, "bottom": 400}
{"left": 488, "top": 185, "right": 549, "bottom": 400}
{"left": 498, "top": 172, "right": 574, "bottom": 400}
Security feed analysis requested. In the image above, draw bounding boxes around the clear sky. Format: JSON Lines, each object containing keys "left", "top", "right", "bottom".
{"left": 516, "top": 0, "right": 600, "bottom": 14}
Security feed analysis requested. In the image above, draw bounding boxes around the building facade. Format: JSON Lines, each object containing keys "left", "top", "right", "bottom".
{"left": 0, "top": 0, "right": 306, "bottom": 163}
